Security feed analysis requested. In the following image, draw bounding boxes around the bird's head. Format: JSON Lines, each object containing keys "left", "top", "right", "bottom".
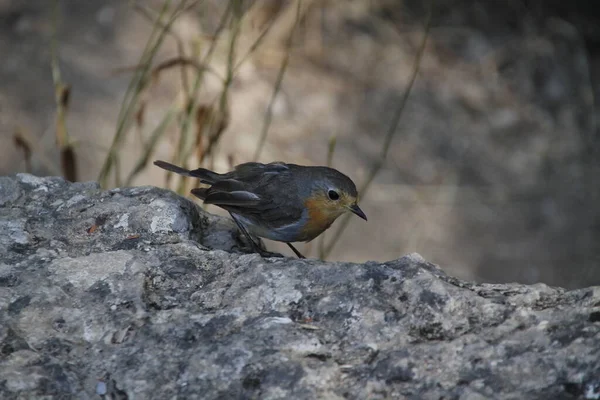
{"left": 301, "top": 168, "right": 367, "bottom": 241}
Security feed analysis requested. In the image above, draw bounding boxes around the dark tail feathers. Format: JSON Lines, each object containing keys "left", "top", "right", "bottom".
{"left": 153, "top": 160, "right": 221, "bottom": 184}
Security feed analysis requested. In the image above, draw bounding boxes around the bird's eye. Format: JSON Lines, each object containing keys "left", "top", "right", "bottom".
{"left": 328, "top": 190, "right": 340, "bottom": 200}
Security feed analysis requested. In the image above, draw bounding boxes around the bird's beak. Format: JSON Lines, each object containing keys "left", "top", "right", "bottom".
{"left": 349, "top": 204, "right": 367, "bottom": 221}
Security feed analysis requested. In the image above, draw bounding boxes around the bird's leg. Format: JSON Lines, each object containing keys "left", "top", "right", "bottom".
{"left": 229, "top": 213, "right": 261, "bottom": 250}
{"left": 229, "top": 213, "right": 281, "bottom": 258}
{"left": 286, "top": 242, "right": 305, "bottom": 259}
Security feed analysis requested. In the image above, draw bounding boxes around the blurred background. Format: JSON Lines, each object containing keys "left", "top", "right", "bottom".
{"left": 1, "top": 0, "right": 598, "bottom": 288}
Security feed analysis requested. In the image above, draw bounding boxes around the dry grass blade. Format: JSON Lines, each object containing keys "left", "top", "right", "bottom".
{"left": 175, "top": 102, "right": 230, "bottom": 194}
{"left": 135, "top": 101, "right": 146, "bottom": 129}
{"left": 168, "top": 1, "right": 232, "bottom": 190}
{"left": 61, "top": 145, "right": 78, "bottom": 182}
{"left": 125, "top": 106, "right": 177, "bottom": 186}
{"left": 13, "top": 127, "right": 62, "bottom": 176}
{"left": 98, "top": 0, "right": 181, "bottom": 188}
{"left": 194, "top": 105, "right": 210, "bottom": 162}
{"left": 133, "top": 1, "right": 198, "bottom": 103}
{"left": 51, "top": 0, "right": 77, "bottom": 182}
{"left": 151, "top": 57, "right": 225, "bottom": 83}
{"left": 256, "top": 0, "right": 317, "bottom": 51}
{"left": 174, "top": 1, "right": 239, "bottom": 194}
{"left": 53, "top": 84, "right": 70, "bottom": 148}
{"left": 326, "top": 135, "right": 337, "bottom": 166}
{"left": 321, "top": 1, "right": 433, "bottom": 259}
{"left": 233, "top": 0, "right": 284, "bottom": 72}
{"left": 252, "top": 0, "right": 302, "bottom": 161}
{"left": 199, "top": 105, "right": 230, "bottom": 163}
{"left": 13, "top": 131, "right": 32, "bottom": 173}
{"left": 134, "top": 0, "right": 205, "bottom": 47}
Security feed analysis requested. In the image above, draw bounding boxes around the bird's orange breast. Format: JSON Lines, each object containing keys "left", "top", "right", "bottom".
{"left": 301, "top": 197, "right": 340, "bottom": 242}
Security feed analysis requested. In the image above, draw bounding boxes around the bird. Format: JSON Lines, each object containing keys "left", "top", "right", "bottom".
{"left": 153, "top": 160, "right": 367, "bottom": 258}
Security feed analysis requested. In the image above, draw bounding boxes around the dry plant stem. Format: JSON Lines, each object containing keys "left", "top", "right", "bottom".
{"left": 164, "top": 3, "right": 231, "bottom": 190}
{"left": 98, "top": 0, "right": 181, "bottom": 188}
{"left": 196, "top": 105, "right": 229, "bottom": 165}
{"left": 326, "top": 134, "right": 337, "bottom": 168}
{"left": 175, "top": 0, "right": 240, "bottom": 195}
{"left": 151, "top": 57, "right": 225, "bottom": 83}
{"left": 169, "top": 1, "right": 232, "bottom": 192}
{"left": 51, "top": 0, "right": 67, "bottom": 149}
{"left": 233, "top": 5, "right": 282, "bottom": 73}
{"left": 194, "top": 106, "right": 208, "bottom": 162}
{"left": 51, "top": 0, "right": 77, "bottom": 182}
{"left": 234, "top": 26, "right": 274, "bottom": 72}
{"left": 13, "top": 127, "right": 61, "bottom": 176}
{"left": 134, "top": 2, "right": 191, "bottom": 103}
{"left": 125, "top": 106, "right": 177, "bottom": 186}
{"left": 134, "top": 0, "right": 207, "bottom": 103}
{"left": 321, "top": 2, "right": 432, "bottom": 259}
{"left": 13, "top": 131, "right": 32, "bottom": 173}
{"left": 60, "top": 146, "right": 77, "bottom": 182}
{"left": 252, "top": 1, "right": 302, "bottom": 161}
{"left": 259, "top": 0, "right": 317, "bottom": 50}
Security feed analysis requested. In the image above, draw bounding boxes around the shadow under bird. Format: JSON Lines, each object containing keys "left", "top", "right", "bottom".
{"left": 153, "top": 160, "right": 367, "bottom": 258}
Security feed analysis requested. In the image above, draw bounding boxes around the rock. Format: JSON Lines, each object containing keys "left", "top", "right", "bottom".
{"left": 0, "top": 174, "right": 599, "bottom": 399}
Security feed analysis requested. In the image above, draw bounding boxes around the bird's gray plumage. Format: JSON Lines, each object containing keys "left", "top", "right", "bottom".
{"left": 153, "top": 160, "right": 359, "bottom": 241}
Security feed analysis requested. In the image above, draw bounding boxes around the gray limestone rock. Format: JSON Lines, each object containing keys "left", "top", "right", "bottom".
{"left": 0, "top": 174, "right": 599, "bottom": 399}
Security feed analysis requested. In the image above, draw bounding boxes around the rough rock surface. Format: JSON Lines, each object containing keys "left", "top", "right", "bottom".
{"left": 0, "top": 174, "right": 599, "bottom": 400}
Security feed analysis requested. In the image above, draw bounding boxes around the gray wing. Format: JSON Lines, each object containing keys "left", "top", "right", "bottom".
{"left": 192, "top": 166, "right": 304, "bottom": 228}
{"left": 191, "top": 178, "right": 261, "bottom": 206}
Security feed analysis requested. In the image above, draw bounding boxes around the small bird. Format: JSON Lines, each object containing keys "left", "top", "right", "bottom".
{"left": 153, "top": 160, "right": 367, "bottom": 258}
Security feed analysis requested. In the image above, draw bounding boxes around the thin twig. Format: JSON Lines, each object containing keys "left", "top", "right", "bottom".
{"left": 169, "top": 0, "right": 232, "bottom": 180}
{"left": 233, "top": 6, "right": 281, "bottom": 73}
{"left": 13, "top": 127, "right": 62, "bottom": 175}
{"left": 321, "top": 2, "right": 432, "bottom": 258}
{"left": 134, "top": 0, "right": 206, "bottom": 102}
{"left": 51, "top": 0, "right": 77, "bottom": 182}
{"left": 150, "top": 57, "right": 225, "bottom": 82}
{"left": 175, "top": 0, "right": 238, "bottom": 194}
{"left": 253, "top": 0, "right": 302, "bottom": 161}
{"left": 125, "top": 106, "right": 177, "bottom": 186}
{"left": 98, "top": 0, "right": 180, "bottom": 187}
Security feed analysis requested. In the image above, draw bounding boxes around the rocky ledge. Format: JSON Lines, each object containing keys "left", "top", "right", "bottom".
{"left": 0, "top": 174, "right": 599, "bottom": 399}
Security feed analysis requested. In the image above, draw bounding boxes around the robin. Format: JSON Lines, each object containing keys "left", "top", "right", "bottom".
{"left": 153, "top": 160, "right": 367, "bottom": 258}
